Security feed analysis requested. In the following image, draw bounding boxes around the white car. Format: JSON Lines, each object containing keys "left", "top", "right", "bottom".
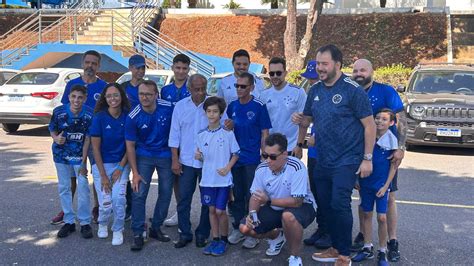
{"left": 207, "top": 72, "right": 270, "bottom": 96}
{"left": 0, "top": 68, "right": 20, "bottom": 85}
{"left": 0, "top": 68, "right": 83, "bottom": 133}
{"left": 116, "top": 69, "right": 175, "bottom": 93}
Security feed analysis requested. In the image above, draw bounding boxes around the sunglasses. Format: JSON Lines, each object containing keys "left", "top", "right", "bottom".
{"left": 269, "top": 71, "right": 283, "bottom": 77}
{"left": 262, "top": 151, "right": 284, "bottom": 160}
{"left": 234, "top": 83, "right": 250, "bottom": 89}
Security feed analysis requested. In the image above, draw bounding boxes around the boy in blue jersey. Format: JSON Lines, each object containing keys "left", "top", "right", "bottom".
{"left": 120, "top": 54, "right": 146, "bottom": 108}
{"left": 49, "top": 84, "right": 94, "bottom": 239}
{"left": 351, "top": 108, "right": 398, "bottom": 266}
{"left": 226, "top": 72, "right": 271, "bottom": 248}
{"left": 125, "top": 80, "right": 174, "bottom": 251}
{"left": 196, "top": 96, "right": 240, "bottom": 256}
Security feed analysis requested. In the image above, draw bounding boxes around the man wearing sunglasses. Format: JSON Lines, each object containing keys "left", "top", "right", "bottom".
{"left": 260, "top": 57, "right": 307, "bottom": 159}
{"left": 239, "top": 133, "right": 316, "bottom": 266}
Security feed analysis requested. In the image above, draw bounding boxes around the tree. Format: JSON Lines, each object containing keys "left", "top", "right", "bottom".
{"left": 261, "top": 0, "right": 281, "bottom": 9}
{"left": 284, "top": 0, "right": 324, "bottom": 71}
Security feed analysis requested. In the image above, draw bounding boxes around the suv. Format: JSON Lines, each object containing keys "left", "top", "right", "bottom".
{"left": 397, "top": 63, "right": 474, "bottom": 148}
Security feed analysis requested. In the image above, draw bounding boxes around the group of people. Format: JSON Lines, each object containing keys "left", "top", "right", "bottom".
{"left": 48, "top": 44, "right": 407, "bottom": 266}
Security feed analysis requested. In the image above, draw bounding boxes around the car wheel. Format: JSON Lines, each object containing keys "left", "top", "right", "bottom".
{"left": 2, "top": 123, "right": 20, "bottom": 133}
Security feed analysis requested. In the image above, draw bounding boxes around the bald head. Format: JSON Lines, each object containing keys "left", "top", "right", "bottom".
{"left": 352, "top": 59, "right": 374, "bottom": 88}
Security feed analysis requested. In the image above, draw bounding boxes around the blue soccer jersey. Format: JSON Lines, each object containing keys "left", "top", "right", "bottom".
{"left": 303, "top": 75, "right": 373, "bottom": 168}
{"left": 122, "top": 82, "right": 140, "bottom": 108}
{"left": 48, "top": 104, "right": 94, "bottom": 165}
{"left": 61, "top": 77, "right": 107, "bottom": 108}
{"left": 360, "top": 143, "right": 394, "bottom": 190}
{"left": 366, "top": 81, "right": 404, "bottom": 135}
{"left": 161, "top": 81, "right": 190, "bottom": 106}
{"left": 125, "top": 100, "right": 173, "bottom": 158}
{"left": 89, "top": 110, "right": 128, "bottom": 164}
{"left": 227, "top": 97, "right": 272, "bottom": 166}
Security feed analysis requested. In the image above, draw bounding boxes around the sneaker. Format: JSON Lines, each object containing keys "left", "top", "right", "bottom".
{"left": 266, "top": 230, "right": 286, "bottom": 256}
{"left": 335, "top": 255, "right": 352, "bottom": 266}
{"left": 303, "top": 229, "right": 322, "bottom": 246}
{"left": 57, "top": 223, "right": 75, "bottom": 238}
{"left": 97, "top": 224, "right": 108, "bottom": 238}
{"left": 377, "top": 250, "right": 389, "bottom": 266}
{"left": 130, "top": 235, "right": 144, "bottom": 251}
{"left": 203, "top": 240, "right": 219, "bottom": 255}
{"left": 112, "top": 231, "right": 124, "bottom": 246}
{"left": 228, "top": 229, "right": 245, "bottom": 244}
{"left": 314, "top": 232, "right": 332, "bottom": 249}
{"left": 242, "top": 236, "right": 259, "bottom": 249}
{"left": 50, "top": 211, "right": 64, "bottom": 225}
{"left": 211, "top": 240, "right": 227, "bottom": 256}
{"left": 312, "top": 247, "right": 339, "bottom": 262}
{"left": 351, "top": 232, "right": 364, "bottom": 252}
{"left": 351, "top": 246, "right": 375, "bottom": 262}
{"left": 92, "top": 207, "right": 99, "bottom": 224}
{"left": 288, "top": 255, "right": 302, "bottom": 266}
{"left": 80, "top": 224, "right": 93, "bottom": 239}
{"left": 387, "top": 239, "right": 400, "bottom": 262}
{"left": 164, "top": 212, "right": 178, "bottom": 227}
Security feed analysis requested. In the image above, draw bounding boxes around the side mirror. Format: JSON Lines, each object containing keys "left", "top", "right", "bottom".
{"left": 396, "top": 84, "right": 406, "bottom": 93}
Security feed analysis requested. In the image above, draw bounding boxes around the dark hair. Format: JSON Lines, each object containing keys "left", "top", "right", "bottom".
{"left": 70, "top": 84, "right": 87, "bottom": 95}
{"left": 316, "top": 44, "right": 343, "bottom": 69}
{"left": 203, "top": 96, "right": 226, "bottom": 114}
{"left": 239, "top": 72, "right": 254, "bottom": 85}
{"left": 138, "top": 79, "right": 158, "bottom": 94}
{"left": 232, "top": 49, "right": 250, "bottom": 63}
{"left": 94, "top": 83, "right": 131, "bottom": 113}
{"left": 265, "top": 133, "right": 288, "bottom": 152}
{"left": 376, "top": 108, "right": 396, "bottom": 121}
{"left": 173, "top": 53, "right": 191, "bottom": 65}
{"left": 83, "top": 50, "right": 102, "bottom": 62}
{"left": 269, "top": 57, "right": 286, "bottom": 71}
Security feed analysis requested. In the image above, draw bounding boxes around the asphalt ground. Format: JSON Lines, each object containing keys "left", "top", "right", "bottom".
{"left": 1, "top": 125, "right": 473, "bottom": 265}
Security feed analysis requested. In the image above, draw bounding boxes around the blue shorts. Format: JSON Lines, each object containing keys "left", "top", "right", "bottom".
{"left": 200, "top": 186, "right": 231, "bottom": 211}
{"left": 359, "top": 186, "right": 389, "bottom": 214}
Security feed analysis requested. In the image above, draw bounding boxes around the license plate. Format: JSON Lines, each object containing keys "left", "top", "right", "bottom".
{"left": 8, "top": 96, "right": 25, "bottom": 102}
{"left": 436, "top": 128, "right": 461, "bottom": 137}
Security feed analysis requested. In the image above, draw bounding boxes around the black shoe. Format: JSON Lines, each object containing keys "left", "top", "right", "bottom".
{"left": 195, "top": 236, "right": 208, "bottom": 248}
{"left": 131, "top": 235, "right": 144, "bottom": 251}
{"left": 80, "top": 224, "right": 93, "bottom": 239}
{"left": 174, "top": 238, "right": 192, "bottom": 248}
{"left": 387, "top": 239, "right": 401, "bottom": 262}
{"left": 377, "top": 250, "right": 389, "bottom": 266}
{"left": 314, "top": 233, "right": 332, "bottom": 249}
{"left": 351, "top": 232, "right": 365, "bottom": 252}
{"left": 57, "top": 223, "right": 75, "bottom": 238}
{"left": 149, "top": 227, "right": 171, "bottom": 242}
{"left": 304, "top": 229, "right": 322, "bottom": 246}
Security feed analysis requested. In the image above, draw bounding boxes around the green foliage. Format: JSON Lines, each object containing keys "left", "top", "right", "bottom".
{"left": 0, "top": 4, "right": 28, "bottom": 8}
{"left": 161, "top": 0, "right": 181, "bottom": 8}
{"left": 223, "top": 0, "right": 241, "bottom": 9}
{"left": 287, "top": 69, "right": 305, "bottom": 84}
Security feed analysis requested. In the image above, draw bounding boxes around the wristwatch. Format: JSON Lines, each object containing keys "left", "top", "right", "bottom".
{"left": 398, "top": 145, "right": 406, "bottom": 151}
{"left": 297, "top": 143, "right": 303, "bottom": 148}
{"left": 363, "top": 153, "right": 373, "bottom": 161}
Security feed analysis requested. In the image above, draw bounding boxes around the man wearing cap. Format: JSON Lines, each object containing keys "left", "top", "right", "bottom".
{"left": 121, "top": 54, "right": 147, "bottom": 108}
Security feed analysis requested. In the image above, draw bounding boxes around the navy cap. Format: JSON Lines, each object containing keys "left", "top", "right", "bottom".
{"left": 301, "top": 60, "right": 318, "bottom": 79}
{"left": 129, "top": 54, "right": 146, "bottom": 68}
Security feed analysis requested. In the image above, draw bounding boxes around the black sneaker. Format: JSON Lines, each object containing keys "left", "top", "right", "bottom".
{"left": 351, "top": 232, "right": 364, "bottom": 252}
{"left": 131, "top": 235, "right": 144, "bottom": 251}
{"left": 149, "top": 227, "right": 171, "bottom": 242}
{"left": 377, "top": 250, "right": 389, "bottom": 266}
{"left": 196, "top": 236, "right": 208, "bottom": 248}
{"left": 57, "top": 223, "right": 75, "bottom": 238}
{"left": 304, "top": 229, "right": 322, "bottom": 246}
{"left": 80, "top": 224, "right": 93, "bottom": 239}
{"left": 314, "top": 233, "right": 332, "bottom": 249}
{"left": 387, "top": 239, "right": 400, "bottom": 262}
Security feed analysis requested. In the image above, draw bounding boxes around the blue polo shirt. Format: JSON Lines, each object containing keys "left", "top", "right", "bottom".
{"left": 227, "top": 97, "right": 272, "bottom": 166}
{"left": 359, "top": 143, "right": 394, "bottom": 190}
{"left": 160, "top": 81, "right": 190, "bottom": 106}
{"left": 366, "top": 81, "right": 404, "bottom": 135}
{"left": 303, "top": 74, "right": 373, "bottom": 168}
{"left": 89, "top": 110, "right": 128, "bottom": 164}
{"left": 125, "top": 100, "right": 173, "bottom": 158}
{"left": 49, "top": 104, "right": 94, "bottom": 165}
{"left": 61, "top": 77, "right": 107, "bottom": 108}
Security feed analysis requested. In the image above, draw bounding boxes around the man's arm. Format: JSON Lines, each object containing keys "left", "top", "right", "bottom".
{"left": 260, "top": 129, "right": 269, "bottom": 153}
{"left": 356, "top": 115, "right": 376, "bottom": 178}
{"left": 389, "top": 111, "right": 408, "bottom": 168}
{"left": 126, "top": 140, "right": 145, "bottom": 192}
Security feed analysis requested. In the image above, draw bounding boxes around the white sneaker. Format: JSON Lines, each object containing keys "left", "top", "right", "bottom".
{"left": 164, "top": 212, "right": 178, "bottom": 227}
{"left": 228, "top": 229, "right": 245, "bottom": 244}
{"left": 288, "top": 255, "right": 303, "bottom": 266}
{"left": 242, "top": 236, "right": 260, "bottom": 249}
{"left": 266, "top": 230, "right": 286, "bottom": 256}
{"left": 97, "top": 224, "right": 108, "bottom": 238}
{"left": 112, "top": 231, "right": 123, "bottom": 246}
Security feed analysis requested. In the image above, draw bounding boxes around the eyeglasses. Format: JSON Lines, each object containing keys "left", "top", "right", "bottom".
{"left": 269, "top": 71, "right": 283, "bottom": 77}
{"left": 234, "top": 83, "right": 250, "bottom": 89}
{"left": 262, "top": 151, "right": 284, "bottom": 161}
{"left": 139, "top": 92, "right": 155, "bottom": 98}
{"left": 105, "top": 93, "right": 120, "bottom": 99}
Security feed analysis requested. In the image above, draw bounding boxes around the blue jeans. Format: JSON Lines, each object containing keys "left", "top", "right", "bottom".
{"left": 314, "top": 164, "right": 359, "bottom": 256}
{"left": 177, "top": 165, "right": 210, "bottom": 241}
{"left": 92, "top": 163, "right": 130, "bottom": 232}
{"left": 55, "top": 163, "right": 91, "bottom": 225}
{"left": 230, "top": 164, "right": 257, "bottom": 229}
{"left": 131, "top": 156, "right": 174, "bottom": 236}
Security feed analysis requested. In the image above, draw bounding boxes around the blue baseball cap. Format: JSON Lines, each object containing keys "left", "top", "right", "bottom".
{"left": 129, "top": 54, "right": 146, "bottom": 68}
{"left": 301, "top": 60, "right": 318, "bottom": 79}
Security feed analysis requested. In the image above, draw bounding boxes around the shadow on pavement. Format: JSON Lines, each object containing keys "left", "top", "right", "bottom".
{"left": 408, "top": 145, "right": 474, "bottom": 156}
{"left": 6, "top": 125, "right": 50, "bottom": 137}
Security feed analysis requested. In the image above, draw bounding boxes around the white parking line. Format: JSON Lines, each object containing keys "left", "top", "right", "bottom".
{"left": 352, "top": 197, "right": 474, "bottom": 209}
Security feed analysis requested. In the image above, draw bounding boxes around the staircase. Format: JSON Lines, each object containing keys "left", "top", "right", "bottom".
{"left": 451, "top": 14, "right": 474, "bottom": 64}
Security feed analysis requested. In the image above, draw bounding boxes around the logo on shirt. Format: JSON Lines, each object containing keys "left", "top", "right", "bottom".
{"left": 267, "top": 99, "right": 272, "bottom": 104}
{"left": 266, "top": 182, "right": 271, "bottom": 187}
{"left": 204, "top": 195, "right": 211, "bottom": 204}
{"left": 66, "top": 132, "right": 84, "bottom": 141}
{"left": 232, "top": 112, "right": 236, "bottom": 117}
{"left": 106, "top": 125, "right": 111, "bottom": 129}
{"left": 314, "top": 95, "right": 319, "bottom": 101}
{"left": 94, "top": 93, "right": 101, "bottom": 101}
{"left": 332, "top": 94, "right": 342, "bottom": 104}
{"left": 247, "top": 111, "right": 255, "bottom": 120}
{"left": 226, "top": 86, "right": 232, "bottom": 90}
{"left": 167, "top": 95, "right": 172, "bottom": 100}
{"left": 141, "top": 124, "right": 148, "bottom": 129}
{"left": 204, "top": 143, "right": 209, "bottom": 146}
{"left": 62, "top": 122, "right": 68, "bottom": 127}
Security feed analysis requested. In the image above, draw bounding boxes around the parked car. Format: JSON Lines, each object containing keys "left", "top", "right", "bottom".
{"left": 0, "top": 68, "right": 82, "bottom": 133}
{"left": 0, "top": 68, "right": 20, "bottom": 85}
{"left": 207, "top": 72, "right": 270, "bottom": 96}
{"left": 115, "top": 69, "right": 174, "bottom": 93}
{"left": 397, "top": 63, "right": 474, "bottom": 149}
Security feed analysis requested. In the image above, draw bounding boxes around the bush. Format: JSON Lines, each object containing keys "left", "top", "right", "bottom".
{"left": 287, "top": 69, "right": 304, "bottom": 84}
{"left": 223, "top": 0, "right": 241, "bottom": 9}
{"left": 161, "top": 0, "right": 181, "bottom": 8}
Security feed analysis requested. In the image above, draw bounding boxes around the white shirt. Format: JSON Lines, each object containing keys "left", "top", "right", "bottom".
{"left": 217, "top": 72, "right": 266, "bottom": 105}
{"left": 259, "top": 83, "right": 307, "bottom": 150}
{"left": 168, "top": 96, "right": 228, "bottom": 168}
{"left": 250, "top": 156, "right": 316, "bottom": 211}
{"left": 197, "top": 127, "right": 240, "bottom": 187}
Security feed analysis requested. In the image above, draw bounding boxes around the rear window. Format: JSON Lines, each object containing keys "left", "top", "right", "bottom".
{"left": 411, "top": 71, "right": 474, "bottom": 95}
{"left": 0, "top": 71, "right": 17, "bottom": 85}
{"left": 7, "top": 72, "right": 59, "bottom": 85}
{"left": 116, "top": 74, "right": 169, "bottom": 90}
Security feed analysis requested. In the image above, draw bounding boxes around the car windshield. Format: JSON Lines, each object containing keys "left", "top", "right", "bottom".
{"left": 6, "top": 72, "right": 59, "bottom": 85}
{"left": 411, "top": 71, "right": 474, "bottom": 95}
{"left": 0, "top": 71, "right": 17, "bottom": 85}
{"left": 116, "top": 74, "right": 169, "bottom": 90}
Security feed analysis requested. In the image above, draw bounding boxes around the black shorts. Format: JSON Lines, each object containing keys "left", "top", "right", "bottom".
{"left": 390, "top": 171, "right": 398, "bottom": 192}
{"left": 240, "top": 203, "right": 316, "bottom": 234}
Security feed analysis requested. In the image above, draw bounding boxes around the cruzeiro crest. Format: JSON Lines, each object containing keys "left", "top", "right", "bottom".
{"left": 332, "top": 94, "right": 342, "bottom": 104}
{"left": 247, "top": 111, "right": 255, "bottom": 120}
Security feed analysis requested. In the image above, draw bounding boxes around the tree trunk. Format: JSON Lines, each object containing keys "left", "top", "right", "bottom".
{"left": 284, "top": 0, "right": 298, "bottom": 71}
{"left": 271, "top": 0, "right": 278, "bottom": 9}
{"left": 2, "top": 0, "right": 6, "bottom": 6}
{"left": 380, "top": 0, "right": 387, "bottom": 8}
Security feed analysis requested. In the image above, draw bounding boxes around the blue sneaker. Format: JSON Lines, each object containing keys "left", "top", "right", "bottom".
{"left": 377, "top": 250, "right": 390, "bottom": 266}
{"left": 351, "top": 246, "right": 375, "bottom": 262}
{"left": 203, "top": 240, "right": 218, "bottom": 255}
{"left": 211, "top": 240, "right": 227, "bottom": 256}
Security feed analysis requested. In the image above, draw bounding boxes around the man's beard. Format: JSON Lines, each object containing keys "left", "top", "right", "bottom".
{"left": 354, "top": 76, "right": 372, "bottom": 86}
